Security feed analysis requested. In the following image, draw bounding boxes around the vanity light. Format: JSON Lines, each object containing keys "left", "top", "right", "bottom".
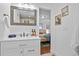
{"left": 18, "top": 3, "right": 24, "bottom": 8}
{"left": 29, "top": 4, "right": 36, "bottom": 10}
{"left": 23, "top": 3, "right": 30, "bottom": 9}
{"left": 18, "top": 3, "right": 36, "bottom": 10}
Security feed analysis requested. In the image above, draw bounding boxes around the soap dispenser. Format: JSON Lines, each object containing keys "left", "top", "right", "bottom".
{"left": 31, "top": 29, "right": 36, "bottom": 36}
{"left": 23, "top": 32, "right": 25, "bottom": 37}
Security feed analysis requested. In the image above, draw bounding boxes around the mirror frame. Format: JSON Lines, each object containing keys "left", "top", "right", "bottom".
{"left": 10, "top": 6, "right": 37, "bottom": 26}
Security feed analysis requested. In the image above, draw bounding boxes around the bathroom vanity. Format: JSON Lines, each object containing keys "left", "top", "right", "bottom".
{"left": 0, "top": 4, "right": 41, "bottom": 56}
{"left": 0, "top": 37, "right": 40, "bottom": 56}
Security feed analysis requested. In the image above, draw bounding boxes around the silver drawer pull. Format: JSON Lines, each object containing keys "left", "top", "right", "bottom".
{"left": 28, "top": 49, "right": 35, "bottom": 52}
{"left": 19, "top": 44, "right": 27, "bottom": 46}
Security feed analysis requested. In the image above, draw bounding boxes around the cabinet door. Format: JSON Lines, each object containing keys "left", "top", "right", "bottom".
{"left": 19, "top": 39, "right": 40, "bottom": 56}
{"left": 1, "top": 41, "right": 19, "bottom": 56}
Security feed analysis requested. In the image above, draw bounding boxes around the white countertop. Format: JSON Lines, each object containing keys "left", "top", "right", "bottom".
{"left": 0, "top": 36, "right": 40, "bottom": 42}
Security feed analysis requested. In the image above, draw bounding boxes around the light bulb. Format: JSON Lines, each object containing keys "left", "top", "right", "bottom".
{"left": 24, "top": 4, "right": 29, "bottom": 9}
{"left": 18, "top": 3, "right": 24, "bottom": 8}
{"left": 29, "top": 5, "right": 36, "bottom": 10}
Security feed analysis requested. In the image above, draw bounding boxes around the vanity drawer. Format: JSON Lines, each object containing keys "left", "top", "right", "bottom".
{"left": 21, "top": 46, "right": 40, "bottom": 56}
{"left": 19, "top": 39, "right": 40, "bottom": 47}
{"left": 1, "top": 41, "right": 18, "bottom": 48}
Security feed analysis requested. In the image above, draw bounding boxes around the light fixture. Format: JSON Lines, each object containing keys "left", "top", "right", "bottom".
{"left": 18, "top": 3, "right": 36, "bottom": 10}
{"left": 18, "top": 3, "right": 24, "bottom": 8}
{"left": 29, "top": 4, "right": 36, "bottom": 10}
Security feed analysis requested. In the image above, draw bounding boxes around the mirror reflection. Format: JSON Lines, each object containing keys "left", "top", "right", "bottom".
{"left": 10, "top": 6, "right": 37, "bottom": 26}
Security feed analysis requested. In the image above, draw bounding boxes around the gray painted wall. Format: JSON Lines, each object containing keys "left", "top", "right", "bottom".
{"left": 51, "top": 3, "right": 79, "bottom": 56}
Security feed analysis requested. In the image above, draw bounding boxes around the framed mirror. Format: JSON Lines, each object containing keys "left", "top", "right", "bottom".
{"left": 10, "top": 6, "right": 37, "bottom": 26}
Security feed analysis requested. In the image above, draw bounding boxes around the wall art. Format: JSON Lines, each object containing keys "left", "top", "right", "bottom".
{"left": 61, "top": 5, "right": 69, "bottom": 17}
{"left": 55, "top": 14, "right": 62, "bottom": 25}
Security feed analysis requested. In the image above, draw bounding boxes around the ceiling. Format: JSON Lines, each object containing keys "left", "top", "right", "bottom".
{"left": 32, "top": 3, "right": 67, "bottom": 9}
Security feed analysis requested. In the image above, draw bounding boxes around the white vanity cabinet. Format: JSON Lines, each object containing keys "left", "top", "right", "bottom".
{"left": 0, "top": 39, "right": 40, "bottom": 56}
{"left": 0, "top": 41, "right": 19, "bottom": 56}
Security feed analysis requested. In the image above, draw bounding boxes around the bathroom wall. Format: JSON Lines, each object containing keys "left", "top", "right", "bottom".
{"left": 52, "top": 3, "right": 79, "bottom": 56}
{"left": 0, "top": 3, "right": 10, "bottom": 40}
{"left": 0, "top": 3, "right": 40, "bottom": 40}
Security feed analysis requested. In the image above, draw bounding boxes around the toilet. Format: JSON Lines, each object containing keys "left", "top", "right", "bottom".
{"left": 74, "top": 44, "right": 79, "bottom": 55}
